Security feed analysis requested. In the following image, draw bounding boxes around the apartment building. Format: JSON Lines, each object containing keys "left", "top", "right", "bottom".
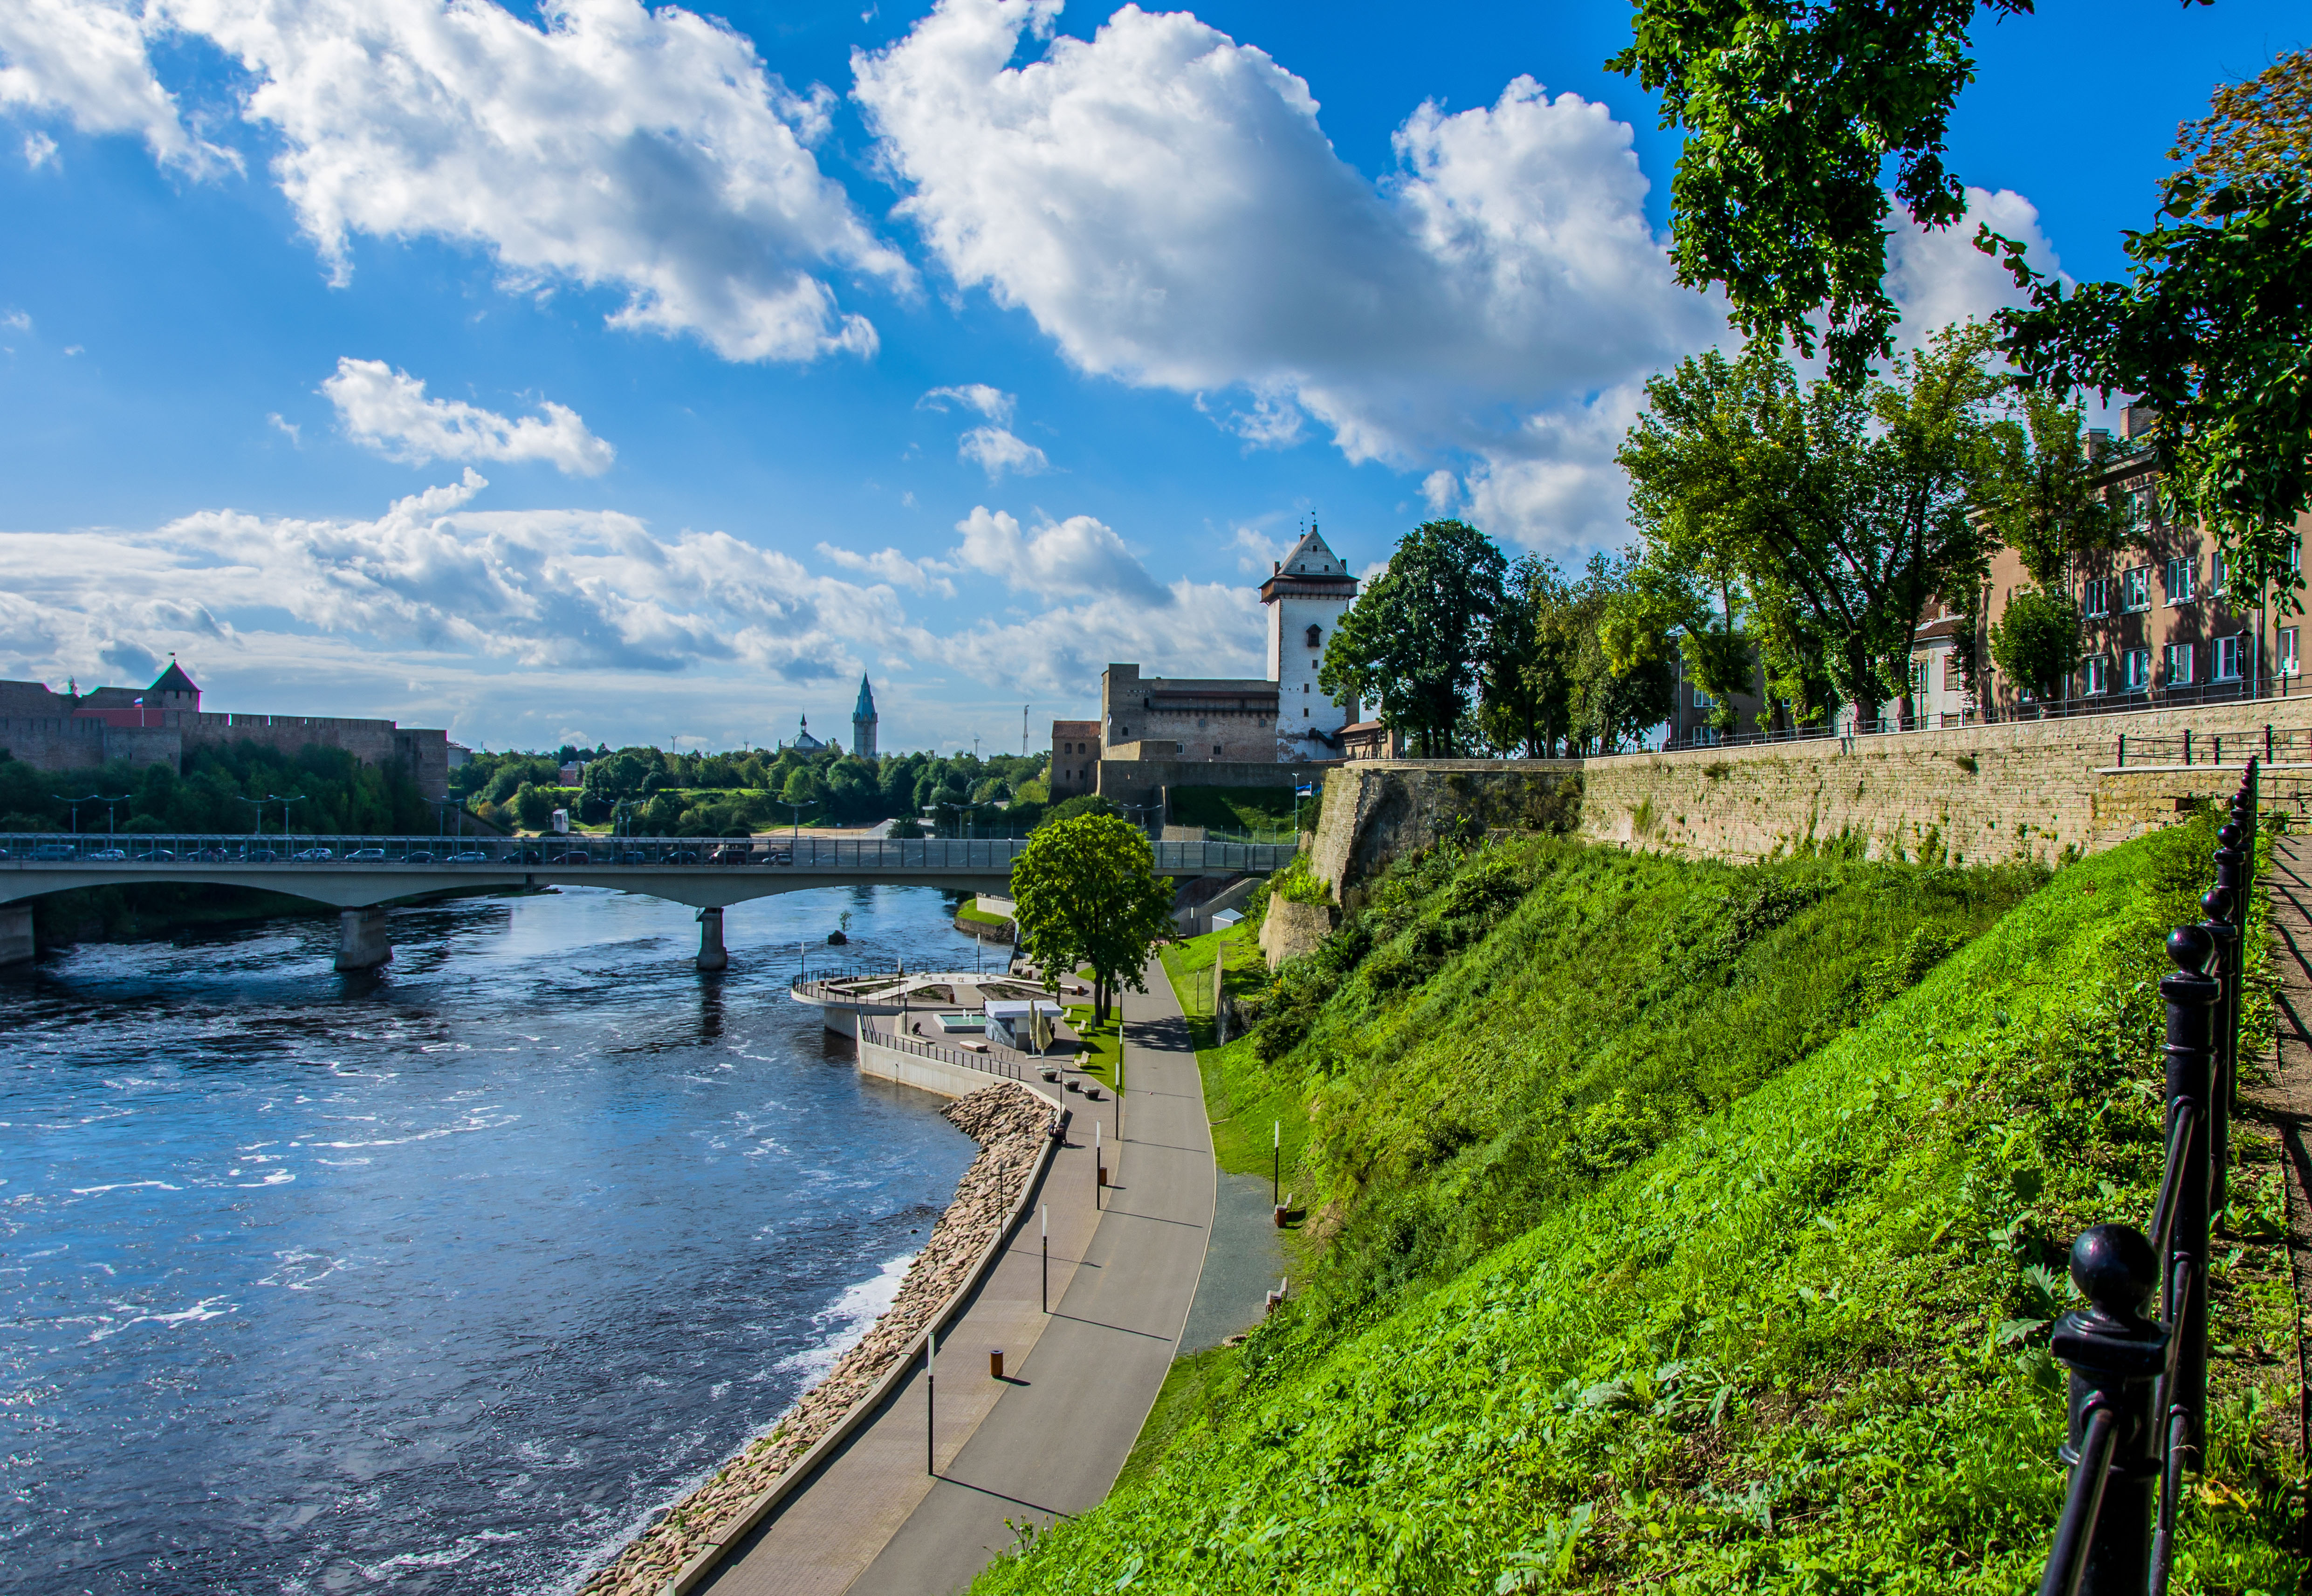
{"left": 1966, "top": 406, "right": 2312, "bottom": 718}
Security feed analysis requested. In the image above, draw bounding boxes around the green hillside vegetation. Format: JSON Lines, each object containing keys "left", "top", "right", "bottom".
{"left": 982, "top": 821, "right": 2303, "bottom": 1595}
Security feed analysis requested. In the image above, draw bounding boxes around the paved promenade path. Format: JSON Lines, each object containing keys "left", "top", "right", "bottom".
{"left": 2255, "top": 836, "right": 2312, "bottom": 1471}
{"left": 699, "top": 968, "right": 1215, "bottom": 1596}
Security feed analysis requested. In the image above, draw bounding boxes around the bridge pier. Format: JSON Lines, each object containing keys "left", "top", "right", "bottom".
{"left": 0, "top": 905, "right": 32, "bottom": 967}
{"left": 335, "top": 907, "right": 392, "bottom": 972}
{"left": 696, "top": 906, "right": 727, "bottom": 972}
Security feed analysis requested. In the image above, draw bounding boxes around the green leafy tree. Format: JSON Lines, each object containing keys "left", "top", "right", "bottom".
{"left": 1477, "top": 556, "right": 1567, "bottom": 757}
{"left": 1610, "top": 0, "right": 2030, "bottom": 389}
{"left": 1988, "top": 585, "right": 2086, "bottom": 704}
{"left": 1010, "top": 812, "right": 1174, "bottom": 1027}
{"left": 1620, "top": 324, "right": 1999, "bottom": 723}
{"left": 1974, "top": 388, "right": 2133, "bottom": 589}
{"left": 1990, "top": 55, "right": 2312, "bottom": 608}
{"left": 514, "top": 782, "right": 554, "bottom": 832}
{"left": 1319, "top": 519, "right": 1506, "bottom": 757}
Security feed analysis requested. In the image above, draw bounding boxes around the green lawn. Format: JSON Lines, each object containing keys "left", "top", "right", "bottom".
{"left": 970, "top": 822, "right": 2303, "bottom": 1595}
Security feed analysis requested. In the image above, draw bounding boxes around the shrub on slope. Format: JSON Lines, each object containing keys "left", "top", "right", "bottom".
{"left": 982, "top": 820, "right": 2301, "bottom": 1595}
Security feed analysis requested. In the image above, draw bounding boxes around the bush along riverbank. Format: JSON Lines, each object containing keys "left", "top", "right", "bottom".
{"left": 974, "top": 820, "right": 2305, "bottom": 1594}
{"left": 581, "top": 1082, "right": 1051, "bottom": 1596}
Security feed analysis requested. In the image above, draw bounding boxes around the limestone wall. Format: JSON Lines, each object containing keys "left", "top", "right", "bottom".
{"left": 1578, "top": 699, "right": 2292, "bottom": 865}
{"left": 1259, "top": 898, "right": 1338, "bottom": 968}
{"left": 1296, "top": 698, "right": 2305, "bottom": 904}
{"left": 1307, "top": 761, "right": 1580, "bottom": 907}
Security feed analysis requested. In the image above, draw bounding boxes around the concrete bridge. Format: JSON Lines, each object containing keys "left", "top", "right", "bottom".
{"left": 0, "top": 832, "right": 1297, "bottom": 971}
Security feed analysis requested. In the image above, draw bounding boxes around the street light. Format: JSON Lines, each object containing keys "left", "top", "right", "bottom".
{"left": 55, "top": 792, "right": 129, "bottom": 835}
{"left": 231, "top": 792, "right": 305, "bottom": 837}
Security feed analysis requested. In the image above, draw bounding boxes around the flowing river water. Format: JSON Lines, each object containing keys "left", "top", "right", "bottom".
{"left": 0, "top": 883, "right": 1001, "bottom": 1594}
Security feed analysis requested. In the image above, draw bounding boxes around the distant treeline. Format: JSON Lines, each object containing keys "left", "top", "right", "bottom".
{"left": 451, "top": 743, "right": 1063, "bottom": 836}
{"left": 0, "top": 743, "right": 435, "bottom": 835}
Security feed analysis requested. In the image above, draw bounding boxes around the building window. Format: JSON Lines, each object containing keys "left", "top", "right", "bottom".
{"left": 2283, "top": 627, "right": 2301, "bottom": 678}
{"left": 2123, "top": 648, "right": 2152, "bottom": 692}
{"left": 2210, "top": 552, "right": 2230, "bottom": 598}
{"left": 2215, "top": 634, "right": 2246, "bottom": 681}
{"left": 2082, "top": 576, "right": 2110, "bottom": 617}
{"left": 2164, "top": 556, "right": 2197, "bottom": 604}
{"left": 1942, "top": 655, "right": 1962, "bottom": 692}
{"left": 2164, "top": 642, "right": 2195, "bottom": 684}
{"left": 1908, "top": 658, "right": 1928, "bottom": 703}
{"left": 2121, "top": 566, "right": 2151, "bottom": 612}
{"left": 1213, "top": 744, "right": 1223, "bottom": 755}
{"left": 1691, "top": 686, "right": 1715, "bottom": 710}
{"left": 1305, "top": 623, "right": 1322, "bottom": 648}
{"left": 2084, "top": 655, "right": 2109, "bottom": 696}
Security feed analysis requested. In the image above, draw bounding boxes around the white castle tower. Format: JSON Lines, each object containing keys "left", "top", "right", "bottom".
{"left": 1262, "top": 521, "right": 1358, "bottom": 760}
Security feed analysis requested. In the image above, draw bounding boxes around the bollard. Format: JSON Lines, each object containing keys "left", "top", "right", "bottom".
{"left": 990, "top": 1349, "right": 1005, "bottom": 1380}
{"left": 2043, "top": 1224, "right": 2165, "bottom": 1596}
{"left": 2161, "top": 924, "right": 2220, "bottom": 1459}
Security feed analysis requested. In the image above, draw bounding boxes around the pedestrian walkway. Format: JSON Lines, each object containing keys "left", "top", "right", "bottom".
{"left": 698, "top": 970, "right": 1214, "bottom": 1596}
{"left": 2254, "top": 836, "right": 2312, "bottom": 1469}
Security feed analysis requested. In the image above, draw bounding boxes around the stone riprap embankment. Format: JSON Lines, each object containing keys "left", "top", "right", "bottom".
{"left": 578, "top": 1081, "right": 1053, "bottom": 1596}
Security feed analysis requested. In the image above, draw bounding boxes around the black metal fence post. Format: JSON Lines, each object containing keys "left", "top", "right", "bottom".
{"left": 2160, "top": 924, "right": 2221, "bottom": 1460}
{"left": 2042, "top": 1224, "right": 2165, "bottom": 1596}
{"left": 2201, "top": 880, "right": 2237, "bottom": 1222}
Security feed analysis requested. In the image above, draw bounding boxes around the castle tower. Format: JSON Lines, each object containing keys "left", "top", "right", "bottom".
{"left": 147, "top": 655, "right": 200, "bottom": 712}
{"left": 851, "top": 674, "right": 878, "bottom": 760}
{"left": 1262, "top": 521, "right": 1358, "bottom": 760}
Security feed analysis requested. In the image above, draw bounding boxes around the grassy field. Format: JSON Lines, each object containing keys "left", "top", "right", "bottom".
{"left": 970, "top": 822, "right": 2303, "bottom": 1595}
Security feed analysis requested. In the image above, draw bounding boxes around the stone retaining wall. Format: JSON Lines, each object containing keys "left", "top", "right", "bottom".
{"left": 578, "top": 1082, "right": 1054, "bottom": 1596}
{"left": 1297, "top": 700, "right": 2312, "bottom": 906}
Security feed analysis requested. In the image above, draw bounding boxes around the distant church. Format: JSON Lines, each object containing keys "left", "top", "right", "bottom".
{"left": 781, "top": 674, "right": 878, "bottom": 758}
{"left": 852, "top": 675, "right": 878, "bottom": 760}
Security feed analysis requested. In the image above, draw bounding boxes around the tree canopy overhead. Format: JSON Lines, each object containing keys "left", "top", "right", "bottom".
{"left": 1610, "top": 0, "right": 2032, "bottom": 390}
{"left": 1990, "top": 49, "right": 2312, "bottom": 606}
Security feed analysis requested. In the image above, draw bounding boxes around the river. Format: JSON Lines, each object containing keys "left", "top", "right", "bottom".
{"left": 0, "top": 883, "right": 1002, "bottom": 1594}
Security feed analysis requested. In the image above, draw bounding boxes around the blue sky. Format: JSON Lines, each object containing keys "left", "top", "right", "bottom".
{"left": 0, "top": 0, "right": 2302, "bottom": 755}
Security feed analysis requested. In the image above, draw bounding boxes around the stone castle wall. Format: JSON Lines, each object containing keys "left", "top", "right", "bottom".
{"left": 1302, "top": 698, "right": 2307, "bottom": 903}
{"left": 0, "top": 709, "right": 451, "bottom": 800}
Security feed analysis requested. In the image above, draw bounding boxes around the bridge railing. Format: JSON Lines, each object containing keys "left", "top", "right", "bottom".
{"left": 0, "top": 833, "right": 1301, "bottom": 873}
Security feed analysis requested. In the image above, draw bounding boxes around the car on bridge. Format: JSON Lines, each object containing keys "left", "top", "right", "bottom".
{"left": 88, "top": 848, "right": 127, "bottom": 861}
{"left": 450, "top": 851, "right": 489, "bottom": 862}
{"left": 293, "top": 847, "right": 334, "bottom": 860}
{"left": 346, "top": 848, "right": 387, "bottom": 861}
{"left": 29, "top": 843, "right": 76, "bottom": 859}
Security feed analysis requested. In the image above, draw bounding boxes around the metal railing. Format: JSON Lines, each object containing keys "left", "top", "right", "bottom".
{"left": 857, "top": 1018, "right": 1031, "bottom": 1083}
{"left": 0, "top": 833, "right": 1299, "bottom": 874}
{"left": 2112, "top": 725, "right": 2311, "bottom": 768}
{"left": 1637, "top": 678, "right": 2301, "bottom": 759}
{"left": 2038, "top": 761, "right": 2257, "bottom": 1596}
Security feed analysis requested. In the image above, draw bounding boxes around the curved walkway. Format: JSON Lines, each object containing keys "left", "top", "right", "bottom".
{"left": 697, "top": 969, "right": 1214, "bottom": 1596}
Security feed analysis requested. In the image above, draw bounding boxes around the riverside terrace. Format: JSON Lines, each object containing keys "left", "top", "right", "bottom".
{"left": 0, "top": 833, "right": 1296, "bottom": 972}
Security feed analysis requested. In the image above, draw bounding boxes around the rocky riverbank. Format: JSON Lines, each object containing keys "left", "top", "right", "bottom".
{"left": 578, "top": 1080, "right": 1054, "bottom": 1596}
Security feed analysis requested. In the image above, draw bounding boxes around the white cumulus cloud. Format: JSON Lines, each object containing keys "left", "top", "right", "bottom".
{"left": 2, "top": 0, "right": 909, "bottom": 362}
{"left": 919, "top": 383, "right": 1015, "bottom": 422}
{"left": 322, "top": 358, "right": 615, "bottom": 476}
{"left": 957, "top": 425, "right": 1049, "bottom": 479}
{"left": 0, "top": 471, "right": 904, "bottom": 687}
{"left": 0, "top": 0, "right": 229, "bottom": 171}
{"left": 1884, "top": 185, "right": 2069, "bottom": 347}
{"left": 949, "top": 505, "right": 1166, "bottom": 603}
{"left": 856, "top": 0, "right": 1717, "bottom": 482}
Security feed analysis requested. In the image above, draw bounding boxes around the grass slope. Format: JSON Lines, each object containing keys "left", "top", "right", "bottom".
{"left": 980, "top": 822, "right": 2302, "bottom": 1595}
